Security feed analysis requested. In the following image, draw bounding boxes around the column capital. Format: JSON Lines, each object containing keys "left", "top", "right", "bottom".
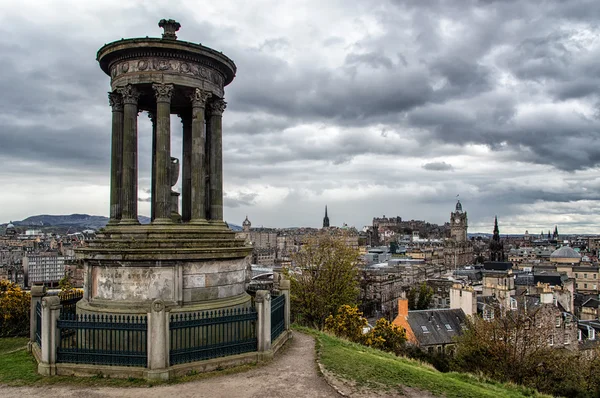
{"left": 108, "top": 91, "right": 124, "bottom": 112}
{"left": 153, "top": 83, "right": 174, "bottom": 103}
{"left": 189, "top": 88, "right": 211, "bottom": 108}
{"left": 208, "top": 98, "right": 227, "bottom": 116}
{"left": 117, "top": 84, "right": 140, "bottom": 105}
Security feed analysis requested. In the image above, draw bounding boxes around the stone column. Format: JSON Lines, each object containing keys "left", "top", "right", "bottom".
{"left": 189, "top": 89, "right": 211, "bottom": 224}
{"left": 146, "top": 300, "right": 170, "bottom": 380}
{"left": 29, "top": 285, "right": 46, "bottom": 344}
{"left": 279, "top": 279, "right": 291, "bottom": 332}
{"left": 108, "top": 91, "right": 124, "bottom": 225}
{"left": 117, "top": 84, "right": 141, "bottom": 225}
{"left": 207, "top": 98, "right": 226, "bottom": 224}
{"left": 148, "top": 111, "right": 157, "bottom": 222}
{"left": 180, "top": 112, "right": 192, "bottom": 222}
{"left": 38, "top": 296, "right": 60, "bottom": 376}
{"left": 152, "top": 83, "right": 174, "bottom": 224}
{"left": 255, "top": 290, "right": 272, "bottom": 352}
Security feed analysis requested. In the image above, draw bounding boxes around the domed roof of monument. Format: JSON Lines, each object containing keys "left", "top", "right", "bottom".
{"left": 550, "top": 246, "right": 580, "bottom": 259}
{"left": 455, "top": 200, "right": 463, "bottom": 212}
{"left": 6, "top": 221, "right": 14, "bottom": 229}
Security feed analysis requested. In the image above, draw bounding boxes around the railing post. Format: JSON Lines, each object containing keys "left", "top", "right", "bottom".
{"left": 29, "top": 285, "right": 46, "bottom": 346}
{"left": 279, "top": 279, "right": 291, "bottom": 332}
{"left": 38, "top": 296, "right": 60, "bottom": 376}
{"left": 146, "top": 300, "right": 170, "bottom": 380}
{"left": 256, "top": 290, "right": 271, "bottom": 352}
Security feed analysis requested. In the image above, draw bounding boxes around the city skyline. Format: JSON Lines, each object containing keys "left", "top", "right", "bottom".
{"left": 1, "top": 1, "right": 600, "bottom": 233}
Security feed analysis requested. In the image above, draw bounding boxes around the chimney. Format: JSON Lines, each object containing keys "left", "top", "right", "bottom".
{"left": 398, "top": 299, "right": 409, "bottom": 318}
{"left": 540, "top": 292, "right": 554, "bottom": 305}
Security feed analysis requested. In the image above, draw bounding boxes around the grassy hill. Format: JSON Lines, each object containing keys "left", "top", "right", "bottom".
{"left": 301, "top": 327, "right": 549, "bottom": 398}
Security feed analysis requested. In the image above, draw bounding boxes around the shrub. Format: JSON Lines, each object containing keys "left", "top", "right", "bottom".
{"left": 0, "top": 280, "right": 30, "bottom": 337}
{"left": 324, "top": 304, "right": 368, "bottom": 344}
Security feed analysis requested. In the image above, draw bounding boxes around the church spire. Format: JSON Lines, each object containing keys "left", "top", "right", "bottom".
{"left": 489, "top": 216, "right": 505, "bottom": 261}
{"left": 493, "top": 216, "right": 500, "bottom": 241}
{"left": 323, "top": 205, "right": 330, "bottom": 228}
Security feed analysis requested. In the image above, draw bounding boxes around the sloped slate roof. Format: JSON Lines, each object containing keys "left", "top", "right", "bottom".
{"left": 407, "top": 308, "right": 467, "bottom": 347}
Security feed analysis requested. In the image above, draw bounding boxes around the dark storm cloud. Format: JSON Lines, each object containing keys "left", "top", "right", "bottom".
{"left": 422, "top": 162, "right": 454, "bottom": 171}
{"left": 3, "top": 0, "right": 600, "bottom": 231}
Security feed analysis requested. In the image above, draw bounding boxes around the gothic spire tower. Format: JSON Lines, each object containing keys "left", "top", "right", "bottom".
{"left": 489, "top": 216, "right": 505, "bottom": 261}
{"left": 323, "top": 205, "right": 330, "bottom": 228}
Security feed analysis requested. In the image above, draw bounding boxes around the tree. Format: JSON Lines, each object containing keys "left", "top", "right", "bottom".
{"left": 288, "top": 234, "right": 360, "bottom": 329}
{"left": 453, "top": 303, "right": 584, "bottom": 396}
{"left": 59, "top": 274, "right": 73, "bottom": 292}
{"left": 408, "top": 282, "right": 433, "bottom": 310}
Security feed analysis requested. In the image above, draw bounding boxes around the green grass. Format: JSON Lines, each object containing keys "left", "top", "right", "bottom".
{"left": 0, "top": 337, "right": 28, "bottom": 354}
{"left": 295, "top": 326, "right": 550, "bottom": 398}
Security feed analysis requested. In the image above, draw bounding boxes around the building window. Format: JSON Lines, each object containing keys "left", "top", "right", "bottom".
{"left": 428, "top": 347, "right": 434, "bottom": 354}
{"left": 510, "top": 298, "right": 518, "bottom": 310}
{"left": 585, "top": 283, "right": 588, "bottom": 289}
{"left": 585, "top": 274, "right": 588, "bottom": 279}
{"left": 576, "top": 273, "right": 579, "bottom": 278}
{"left": 578, "top": 329, "right": 583, "bottom": 341}
{"left": 576, "top": 283, "right": 580, "bottom": 289}
{"left": 421, "top": 326, "right": 430, "bottom": 333}
{"left": 555, "top": 316, "right": 561, "bottom": 328}
{"left": 565, "top": 334, "right": 571, "bottom": 344}
{"left": 548, "top": 335, "right": 554, "bottom": 346}
{"left": 445, "top": 324, "right": 453, "bottom": 331}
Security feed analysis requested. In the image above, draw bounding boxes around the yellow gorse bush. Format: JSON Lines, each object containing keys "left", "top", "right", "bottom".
{"left": 325, "top": 304, "right": 407, "bottom": 355}
{"left": 0, "top": 280, "right": 30, "bottom": 337}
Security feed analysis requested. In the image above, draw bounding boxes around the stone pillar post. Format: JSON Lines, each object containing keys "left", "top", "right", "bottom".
{"left": 189, "top": 88, "right": 211, "bottom": 224}
{"left": 152, "top": 83, "right": 174, "bottom": 224}
{"left": 146, "top": 300, "right": 170, "bottom": 380}
{"left": 117, "top": 84, "right": 141, "bottom": 225}
{"left": 38, "top": 296, "right": 60, "bottom": 376}
{"left": 207, "top": 98, "right": 226, "bottom": 225}
{"left": 255, "top": 290, "right": 272, "bottom": 352}
{"left": 29, "top": 285, "right": 46, "bottom": 344}
{"left": 279, "top": 279, "right": 291, "bottom": 332}
{"left": 108, "top": 91, "right": 124, "bottom": 225}
{"left": 180, "top": 112, "right": 192, "bottom": 222}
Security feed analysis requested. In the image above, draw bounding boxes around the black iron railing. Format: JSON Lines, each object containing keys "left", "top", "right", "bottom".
{"left": 271, "top": 293, "right": 285, "bottom": 341}
{"left": 35, "top": 301, "right": 42, "bottom": 347}
{"left": 59, "top": 290, "right": 83, "bottom": 317}
{"left": 169, "top": 308, "right": 258, "bottom": 365}
{"left": 57, "top": 313, "right": 148, "bottom": 367}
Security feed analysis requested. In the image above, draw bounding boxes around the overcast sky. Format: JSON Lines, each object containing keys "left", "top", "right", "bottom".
{"left": 1, "top": 0, "right": 600, "bottom": 234}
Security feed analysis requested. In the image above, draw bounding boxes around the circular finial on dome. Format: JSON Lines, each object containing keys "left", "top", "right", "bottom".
{"left": 242, "top": 215, "right": 251, "bottom": 227}
{"left": 455, "top": 200, "right": 462, "bottom": 212}
{"left": 158, "top": 19, "right": 181, "bottom": 40}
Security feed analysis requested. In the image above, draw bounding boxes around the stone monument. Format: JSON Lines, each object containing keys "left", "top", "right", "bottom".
{"left": 76, "top": 19, "right": 252, "bottom": 316}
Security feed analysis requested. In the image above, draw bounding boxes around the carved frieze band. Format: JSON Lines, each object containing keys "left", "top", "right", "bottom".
{"left": 110, "top": 58, "right": 225, "bottom": 87}
{"left": 189, "top": 88, "right": 211, "bottom": 108}
{"left": 153, "top": 83, "right": 174, "bottom": 103}
{"left": 208, "top": 98, "right": 227, "bottom": 116}
{"left": 108, "top": 91, "right": 124, "bottom": 112}
{"left": 116, "top": 84, "right": 140, "bottom": 105}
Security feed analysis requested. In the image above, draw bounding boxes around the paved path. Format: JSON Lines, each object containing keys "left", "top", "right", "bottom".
{"left": 0, "top": 332, "right": 339, "bottom": 398}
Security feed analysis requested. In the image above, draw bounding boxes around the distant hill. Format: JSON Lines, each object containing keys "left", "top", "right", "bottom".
{"left": 4, "top": 214, "right": 240, "bottom": 232}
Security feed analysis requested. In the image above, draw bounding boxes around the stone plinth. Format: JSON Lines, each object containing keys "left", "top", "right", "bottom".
{"left": 77, "top": 224, "right": 252, "bottom": 315}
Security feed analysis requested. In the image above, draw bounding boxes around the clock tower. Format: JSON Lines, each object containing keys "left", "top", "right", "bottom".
{"left": 450, "top": 200, "right": 468, "bottom": 243}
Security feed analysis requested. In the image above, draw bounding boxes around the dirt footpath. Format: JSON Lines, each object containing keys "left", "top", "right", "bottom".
{"left": 0, "top": 332, "right": 339, "bottom": 398}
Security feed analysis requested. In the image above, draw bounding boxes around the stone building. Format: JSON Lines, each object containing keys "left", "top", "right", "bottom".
{"left": 24, "top": 252, "right": 73, "bottom": 287}
{"left": 444, "top": 201, "right": 473, "bottom": 268}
